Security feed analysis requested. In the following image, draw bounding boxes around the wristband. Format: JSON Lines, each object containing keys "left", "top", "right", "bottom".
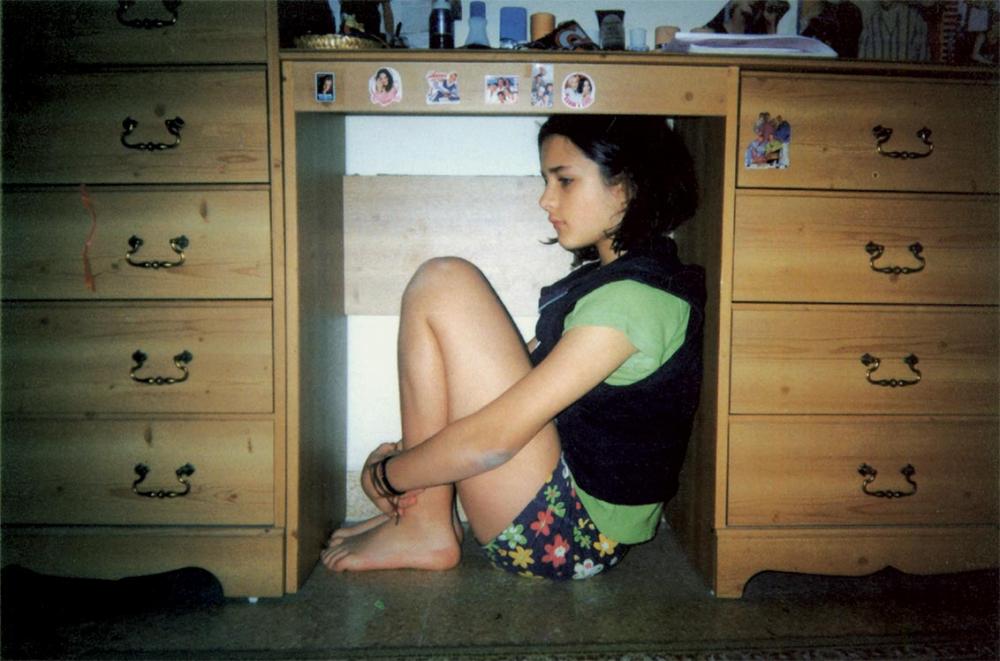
{"left": 378, "top": 456, "right": 405, "bottom": 497}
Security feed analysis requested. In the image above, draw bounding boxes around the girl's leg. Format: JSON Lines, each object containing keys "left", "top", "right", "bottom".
{"left": 323, "top": 258, "right": 561, "bottom": 571}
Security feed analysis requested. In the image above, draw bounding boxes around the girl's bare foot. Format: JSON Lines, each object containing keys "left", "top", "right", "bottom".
{"left": 321, "top": 513, "right": 462, "bottom": 572}
{"left": 328, "top": 514, "right": 390, "bottom": 543}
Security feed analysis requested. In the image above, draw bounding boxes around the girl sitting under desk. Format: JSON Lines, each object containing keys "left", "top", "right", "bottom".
{"left": 322, "top": 115, "right": 704, "bottom": 580}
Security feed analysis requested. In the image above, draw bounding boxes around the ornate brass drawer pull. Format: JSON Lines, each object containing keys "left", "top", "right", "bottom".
{"left": 872, "top": 125, "right": 934, "bottom": 159}
{"left": 120, "top": 116, "right": 185, "bottom": 151}
{"left": 858, "top": 463, "right": 917, "bottom": 499}
{"left": 860, "top": 353, "right": 922, "bottom": 388}
{"left": 865, "top": 241, "right": 925, "bottom": 275}
{"left": 130, "top": 349, "right": 193, "bottom": 385}
{"left": 126, "top": 235, "right": 189, "bottom": 269}
{"left": 132, "top": 462, "right": 195, "bottom": 498}
{"left": 116, "top": 0, "right": 181, "bottom": 30}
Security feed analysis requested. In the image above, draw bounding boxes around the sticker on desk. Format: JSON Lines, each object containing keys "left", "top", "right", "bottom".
{"left": 530, "top": 64, "right": 554, "bottom": 108}
{"left": 426, "top": 70, "right": 460, "bottom": 104}
{"left": 485, "top": 75, "right": 519, "bottom": 105}
{"left": 315, "top": 72, "right": 335, "bottom": 104}
{"left": 561, "top": 72, "right": 594, "bottom": 109}
{"left": 369, "top": 67, "right": 402, "bottom": 107}
{"left": 745, "top": 112, "right": 790, "bottom": 169}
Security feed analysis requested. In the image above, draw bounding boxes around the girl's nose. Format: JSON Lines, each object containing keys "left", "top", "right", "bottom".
{"left": 538, "top": 185, "right": 554, "bottom": 212}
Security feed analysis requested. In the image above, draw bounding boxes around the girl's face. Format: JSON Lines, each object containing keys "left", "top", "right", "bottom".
{"left": 539, "top": 135, "right": 628, "bottom": 265}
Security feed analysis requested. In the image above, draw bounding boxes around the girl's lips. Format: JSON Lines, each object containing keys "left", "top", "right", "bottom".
{"left": 549, "top": 218, "right": 566, "bottom": 230}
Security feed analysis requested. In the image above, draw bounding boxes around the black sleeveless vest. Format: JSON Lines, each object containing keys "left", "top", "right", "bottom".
{"left": 530, "top": 237, "right": 705, "bottom": 505}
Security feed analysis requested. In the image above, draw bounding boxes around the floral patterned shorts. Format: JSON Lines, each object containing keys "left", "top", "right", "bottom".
{"left": 480, "top": 456, "right": 629, "bottom": 580}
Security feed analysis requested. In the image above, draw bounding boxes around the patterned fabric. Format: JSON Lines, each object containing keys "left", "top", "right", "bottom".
{"left": 481, "top": 456, "right": 629, "bottom": 580}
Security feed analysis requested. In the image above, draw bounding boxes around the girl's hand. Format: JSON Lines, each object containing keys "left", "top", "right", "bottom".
{"left": 360, "top": 442, "right": 422, "bottom": 516}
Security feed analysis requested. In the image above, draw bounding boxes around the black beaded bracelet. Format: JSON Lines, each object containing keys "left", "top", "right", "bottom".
{"left": 378, "top": 456, "right": 405, "bottom": 497}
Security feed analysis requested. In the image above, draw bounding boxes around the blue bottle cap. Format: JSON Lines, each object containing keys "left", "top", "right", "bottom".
{"left": 470, "top": 1, "right": 486, "bottom": 19}
{"left": 499, "top": 7, "right": 527, "bottom": 43}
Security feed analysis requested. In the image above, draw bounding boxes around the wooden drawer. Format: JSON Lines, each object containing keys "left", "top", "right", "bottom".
{"left": 728, "top": 416, "right": 998, "bottom": 526}
{"left": 730, "top": 306, "right": 999, "bottom": 415}
{"left": 2, "top": 188, "right": 272, "bottom": 300}
{"left": 2, "top": 303, "right": 273, "bottom": 414}
{"left": 2, "top": 418, "right": 274, "bottom": 526}
{"left": 2, "top": 0, "right": 266, "bottom": 67}
{"left": 738, "top": 73, "right": 998, "bottom": 193}
{"left": 2, "top": 70, "right": 269, "bottom": 185}
{"left": 733, "top": 191, "right": 999, "bottom": 305}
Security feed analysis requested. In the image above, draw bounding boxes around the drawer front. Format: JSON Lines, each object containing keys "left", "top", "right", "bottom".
{"left": 3, "top": 0, "right": 267, "bottom": 67}
{"left": 3, "top": 70, "right": 269, "bottom": 185}
{"left": 731, "top": 307, "right": 999, "bottom": 415}
{"left": 2, "top": 304, "right": 273, "bottom": 414}
{"left": 728, "top": 417, "right": 998, "bottom": 526}
{"left": 733, "top": 191, "right": 999, "bottom": 305}
{"left": 2, "top": 418, "right": 274, "bottom": 526}
{"left": 2, "top": 189, "right": 272, "bottom": 300}
{"left": 738, "top": 74, "right": 998, "bottom": 193}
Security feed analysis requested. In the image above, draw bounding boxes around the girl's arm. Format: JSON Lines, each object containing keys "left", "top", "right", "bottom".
{"left": 383, "top": 325, "right": 636, "bottom": 491}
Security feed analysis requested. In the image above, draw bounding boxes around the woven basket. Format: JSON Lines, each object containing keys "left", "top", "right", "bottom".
{"left": 294, "top": 33, "right": 385, "bottom": 50}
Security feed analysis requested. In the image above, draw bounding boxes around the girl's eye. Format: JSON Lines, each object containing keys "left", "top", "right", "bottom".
{"left": 558, "top": 177, "right": 572, "bottom": 187}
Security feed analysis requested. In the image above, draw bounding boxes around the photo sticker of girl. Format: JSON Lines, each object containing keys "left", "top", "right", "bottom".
{"left": 530, "top": 64, "right": 554, "bottom": 108}
{"left": 426, "top": 70, "right": 460, "bottom": 104}
{"left": 485, "top": 75, "right": 519, "bottom": 105}
{"left": 369, "top": 67, "right": 402, "bottom": 107}
{"left": 561, "top": 72, "right": 595, "bottom": 109}
{"left": 315, "top": 72, "right": 335, "bottom": 103}
{"left": 745, "top": 112, "right": 791, "bottom": 169}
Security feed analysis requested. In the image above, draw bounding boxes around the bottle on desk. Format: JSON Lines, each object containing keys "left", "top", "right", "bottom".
{"left": 464, "top": 1, "right": 491, "bottom": 49}
{"left": 429, "top": 0, "right": 454, "bottom": 49}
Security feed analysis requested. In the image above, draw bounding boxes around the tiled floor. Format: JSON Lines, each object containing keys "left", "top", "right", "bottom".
{"left": 4, "top": 528, "right": 997, "bottom": 659}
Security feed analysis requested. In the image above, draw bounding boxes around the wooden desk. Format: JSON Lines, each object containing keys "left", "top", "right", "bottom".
{"left": 280, "top": 51, "right": 998, "bottom": 597}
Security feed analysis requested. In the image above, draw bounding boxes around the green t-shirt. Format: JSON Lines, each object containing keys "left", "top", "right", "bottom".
{"left": 562, "top": 279, "right": 689, "bottom": 544}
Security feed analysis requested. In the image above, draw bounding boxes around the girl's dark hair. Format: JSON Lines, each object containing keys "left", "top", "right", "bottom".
{"left": 377, "top": 67, "right": 394, "bottom": 90}
{"left": 538, "top": 115, "right": 698, "bottom": 265}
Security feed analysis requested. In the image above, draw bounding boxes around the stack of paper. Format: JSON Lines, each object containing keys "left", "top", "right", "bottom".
{"left": 662, "top": 33, "right": 837, "bottom": 58}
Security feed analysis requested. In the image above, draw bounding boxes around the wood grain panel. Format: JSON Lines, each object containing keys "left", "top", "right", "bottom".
{"left": 738, "top": 74, "right": 998, "bottom": 193}
{"left": 733, "top": 191, "right": 999, "bottom": 305}
{"left": 2, "top": 0, "right": 267, "bottom": 67}
{"left": 2, "top": 527, "right": 284, "bottom": 597}
{"left": 730, "top": 306, "right": 999, "bottom": 415}
{"left": 289, "top": 60, "right": 729, "bottom": 116}
{"left": 343, "top": 175, "right": 571, "bottom": 316}
{"left": 2, "top": 70, "right": 269, "bottom": 185}
{"left": 728, "top": 416, "right": 998, "bottom": 526}
{"left": 2, "top": 188, "right": 272, "bottom": 300}
{"left": 2, "top": 303, "right": 273, "bottom": 414}
{"left": 2, "top": 418, "right": 274, "bottom": 526}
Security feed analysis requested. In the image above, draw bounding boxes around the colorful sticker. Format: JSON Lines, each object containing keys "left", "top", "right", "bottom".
{"left": 426, "top": 70, "right": 460, "bottom": 104}
{"left": 369, "top": 67, "right": 402, "bottom": 107}
{"left": 530, "top": 64, "right": 554, "bottom": 108}
{"left": 485, "top": 75, "right": 519, "bottom": 105}
{"left": 745, "top": 112, "right": 791, "bottom": 169}
{"left": 315, "top": 72, "right": 335, "bottom": 103}
{"left": 561, "top": 72, "right": 594, "bottom": 109}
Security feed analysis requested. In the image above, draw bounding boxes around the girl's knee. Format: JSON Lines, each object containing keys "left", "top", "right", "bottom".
{"left": 406, "top": 257, "right": 485, "bottom": 297}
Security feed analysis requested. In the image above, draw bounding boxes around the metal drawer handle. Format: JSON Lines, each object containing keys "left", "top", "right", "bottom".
{"left": 872, "top": 125, "right": 934, "bottom": 159}
{"left": 130, "top": 349, "right": 193, "bottom": 385}
{"left": 865, "top": 241, "right": 925, "bottom": 275}
{"left": 121, "top": 116, "right": 185, "bottom": 151}
{"left": 132, "top": 462, "right": 195, "bottom": 498}
{"left": 116, "top": 0, "right": 181, "bottom": 30}
{"left": 858, "top": 463, "right": 917, "bottom": 499}
{"left": 126, "top": 234, "right": 189, "bottom": 269}
{"left": 860, "top": 353, "right": 922, "bottom": 388}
